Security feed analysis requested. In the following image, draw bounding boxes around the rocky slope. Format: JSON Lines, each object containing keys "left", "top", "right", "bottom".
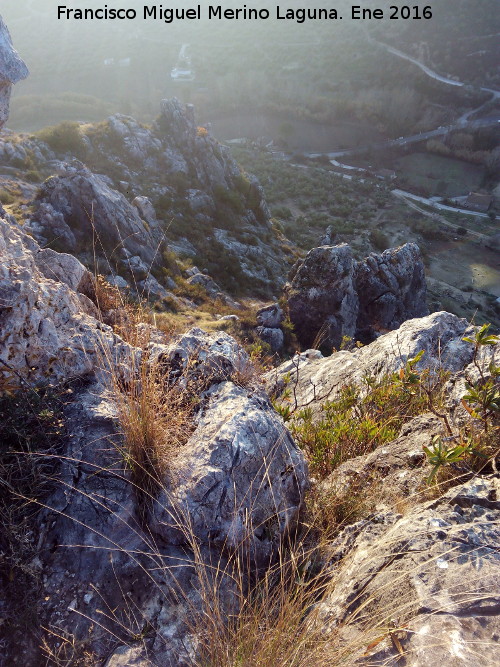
{"left": 1, "top": 15, "right": 499, "bottom": 667}
{"left": 1, "top": 99, "right": 290, "bottom": 298}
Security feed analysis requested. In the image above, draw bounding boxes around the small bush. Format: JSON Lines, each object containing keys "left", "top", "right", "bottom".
{"left": 37, "top": 121, "right": 87, "bottom": 158}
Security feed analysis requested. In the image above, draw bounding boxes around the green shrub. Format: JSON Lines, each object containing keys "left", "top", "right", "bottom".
{"left": 37, "top": 121, "right": 87, "bottom": 158}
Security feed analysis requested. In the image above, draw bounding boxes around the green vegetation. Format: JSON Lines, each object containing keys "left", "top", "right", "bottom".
{"left": 276, "top": 351, "right": 448, "bottom": 480}
{"left": 37, "top": 121, "right": 87, "bottom": 158}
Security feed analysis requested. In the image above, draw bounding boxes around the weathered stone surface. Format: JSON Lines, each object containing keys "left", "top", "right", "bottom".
{"left": 187, "top": 269, "right": 222, "bottom": 296}
{"left": 256, "top": 303, "right": 284, "bottom": 329}
{"left": 32, "top": 161, "right": 164, "bottom": 267}
{"left": 0, "top": 15, "right": 28, "bottom": 129}
{"left": 7, "top": 327, "right": 308, "bottom": 664}
{"left": 256, "top": 325, "right": 284, "bottom": 353}
{"left": 317, "top": 477, "right": 500, "bottom": 666}
{"left": 153, "top": 381, "right": 309, "bottom": 568}
{"left": 148, "top": 327, "right": 251, "bottom": 386}
{"left": 286, "top": 244, "right": 359, "bottom": 351}
{"left": 267, "top": 312, "right": 474, "bottom": 412}
{"left": 286, "top": 243, "right": 428, "bottom": 351}
{"left": 355, "top": 242, "right": 428, "bottom": 340}
{"left": 0, "top": 216, "right": 134, "bottom": 385}
{"left": 319, "top": 413, "right": 444, "bottom": 506}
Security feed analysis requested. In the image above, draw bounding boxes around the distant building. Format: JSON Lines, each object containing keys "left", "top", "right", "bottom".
{"left": 464, "top": 192, "right": 493, "bottom": 212}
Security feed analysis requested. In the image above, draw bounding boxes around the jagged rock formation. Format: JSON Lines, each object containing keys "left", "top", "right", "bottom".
{"left": 31, "top": 161, "right": 166, "bottom": 269}
{"left": 0, "top": 217, "right": 135, "bottom": 385}
{"left": 0, "top": 16, "right": 28, "bottom": 129}
{"left": 286, "top": 244, "right": 359, "bottom": 351}
{"left": 0, "top": 201, "right": 308, "bottom": 664}
{"left": 3, "top": 99, "right": 290, "bottom": 295}
{"left": 286, "top": 242, "right": 428, "bottom": 351}
{"left": 268, "top": 311, "right": 500, "bottom": 665}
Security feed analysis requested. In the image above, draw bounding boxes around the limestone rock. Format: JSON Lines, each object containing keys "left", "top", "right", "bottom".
{"left": 317, "top": 477, "right": 500, "bottom": 666}
{"left": 153, "top": 381, "right": 309, "bottom": 568}
{"left": 267, "top": 312, "right": 474, "bottom": 412}
{"left": 256, "top": 303, "right": 284, "bottom": 329}
{"left": 355, "top": 242, "right": 428, "bottom": 340}
{"left": 148, "top": 327, "right": 251, "bottom": 387}
{"left": 256, "top": 325, "right": 284, "bottom": 353}
{"left": 32, "top": 162, "right": 164, "bottom": 267}
{"left": 286, "top": 243, "right": 428, "bottom": 351}
{"left": 0, "top": 216, "right": 134, "bottom": 385}
{"left": 0, "top": 15, "right": 28, "bottom": 129}
{"left": 319, "top": 413, "right": 444, "bottom": 506}
{"left": 286, "top": 244, "right": 359, "bottom": 351}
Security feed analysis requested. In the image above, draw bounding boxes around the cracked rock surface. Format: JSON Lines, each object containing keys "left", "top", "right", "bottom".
{"left": 317, "top": 477, "right": 500, "bottom": 666}
{"left": 286, "top": 242, "right": 428, "bottom": 351}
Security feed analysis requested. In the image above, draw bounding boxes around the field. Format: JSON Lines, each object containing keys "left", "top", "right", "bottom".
{"left": 395, "top": 153, "right": 486, "bottom": 197}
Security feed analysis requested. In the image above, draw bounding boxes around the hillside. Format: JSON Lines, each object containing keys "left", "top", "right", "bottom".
{"left": 1, "top": 12, "right": 499, "bottom": 667}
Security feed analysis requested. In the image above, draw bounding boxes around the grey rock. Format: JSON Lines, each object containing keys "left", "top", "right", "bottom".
{"left": 187, "top": 270, "right": 221, "bottom": 296}
{"left": 286, "top": 243, "right": 428, "bottom": 351}
{"left": 33, "top": 162, "right": 164, "bottom": 266}
{"left": 267, "top": 312, "right": 474, "bottom": 412}
{"left": 320, "top": 413, "right": 444, "bottom": 506}
{"left": 132, "top": 195, "right": 161, "bottom": 230}
{"left": 256, "top": 303, "right": 284, "bottom": 329}
{"left": 0, "top": 216, "right": 135, "bottom": 385}
{"left": 317, "top": 477, "right": 500, "bottom": 666}
{"left": 286, "top": 244, "right": 359, "bottom": 351}
{"left": 256, "top": 325, "right": 284, "bottom": 353}
{"left": 106, "top": 274, "right": 130, "bottom": 291}
{"left": 138, "top": 275, "right": 172, "bottom": 301}
{"left": 34, "top": 247, "right": 94, "bottom": 293}
{"left": 0, "top": 15, "right": 28, "bottom": 129}
{"left": 152, "top": 381, "right": 309, "bottom": 568}
{"left": 355, "top": 242, "right": 428, "bottom": 340}
{"left": 148, "top": 327, "right": 251, "bottom": 386}
{"left": 186, "top": 188, "right": 214, "bottom": 213}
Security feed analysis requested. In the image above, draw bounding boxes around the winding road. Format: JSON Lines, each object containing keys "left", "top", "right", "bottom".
{"left": 307, "top": 40, "right": 500, "bottom": 161}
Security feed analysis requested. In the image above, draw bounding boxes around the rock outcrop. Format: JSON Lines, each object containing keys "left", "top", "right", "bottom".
{"left": 356, "top": 242, "right": 428, "bottom": 340}
{"left": 318, "top": 477, "right": 500, "bottom": 666}
{"left": 31, "top": 161, "right": 165, "bottom": 270}
{"left": 266, "top": 311, "right": 475, "bottom": 411}
{"left": 0, "top": 216, "right": 135, "bottom": 385}
{"left": 153, "top": 380, "right": 308, "bottom": 568}
{"left": 0, "top": 16, "right": 28, "bottom": 129}
{"left": 7, "top": 100, "right": 290, "bottom": 295}
{"left": 286, "top": 243, "right": 428, "bottom": 351}
{"left": 0, "top": 206, "right": 308, "bottom": 664}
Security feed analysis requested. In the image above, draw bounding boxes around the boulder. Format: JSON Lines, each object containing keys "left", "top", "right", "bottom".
{"left": 355, "top": 243, "right": 428, "bottom": 341}
{"left": 152, "top": 381, "right": 309, "bottom": 568}
{"left": 256, "top": 303, "right": 284, "bottom": 329}
{"left": 0, "top": 216, "right": 134, "bottom": 385}
{"left": 256, "top": 325, "right": 284, "bottom": 353}
{"left": 32, "top": 162, "right": 164, "bottom": 266}
{"left": 286, "top": 244, "right": 359, "bottom": 351}
{"left": 0, "top": 15, "right": 28, "bottom": 129}
{"left": 148, "top": 327, "right": 251, "bottom": 386}
{"left": 285, "top": 243, "right": 428, "bottom": 351}
{"left": 267, "top": 312, "right": 475, "bottom": 412}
